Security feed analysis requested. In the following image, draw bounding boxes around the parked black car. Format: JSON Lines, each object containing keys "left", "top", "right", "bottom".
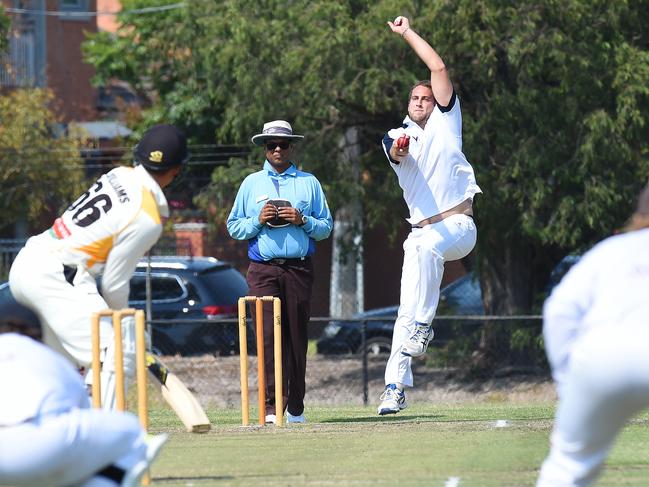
{"left": 0, "top": 255, "right": 249, "bottom": 356}
{"left": 316, "top": 254, "right": 583, "bottom": 357}
{"left": 316, "top": 273, "right": 484, "bottom": 356}
{"left": 130, "top": 256, "right": 249, "bottom": 355}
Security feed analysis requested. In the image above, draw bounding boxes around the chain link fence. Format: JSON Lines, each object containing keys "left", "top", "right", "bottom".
{"left": 146, "top": 314, "right": 545, "bottom": 408}
{"left": 0, "top": 239, "right": 26, "bottom": 281}
{"left": 0, "top": 239, "right": 547, "bottom": 407}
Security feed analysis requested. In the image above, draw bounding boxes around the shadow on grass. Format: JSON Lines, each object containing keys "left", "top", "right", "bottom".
{"left": 321, "top": 413, "right": 444, "bottom": 424}
{"left": 156, "top": 473, "right": 310, "bottom": 483}
{"left": 155, "top": 475, "right": 234, "bottom": 483}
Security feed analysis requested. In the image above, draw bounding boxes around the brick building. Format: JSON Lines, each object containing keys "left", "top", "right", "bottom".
{"left": 1, "top": 0, "right": 98, "bottom": 122}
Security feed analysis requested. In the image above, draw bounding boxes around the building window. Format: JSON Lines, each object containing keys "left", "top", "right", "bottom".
{"left": 59, "top": 0, "right": 87, "bottom": 11}
{"left": 59, "top": 0, "right": 91, "bottom": 21}
{"left": 0, "top": 28, "right": 36, "bottom": 88}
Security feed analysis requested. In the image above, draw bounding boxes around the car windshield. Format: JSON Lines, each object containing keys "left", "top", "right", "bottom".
{"left": 0, "top": 283, "right": 13, "bottom": 306}
{"left": 200, "top": 267, "right": 248, "bottom": 302}
{"left": 438, "top": 275, "right": 483, "bottom": 315}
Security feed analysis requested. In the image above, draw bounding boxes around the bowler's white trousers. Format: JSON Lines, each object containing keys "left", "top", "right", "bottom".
{"left": 9, "top": 243, "right": 136, "bottom": 409}
{"left": 384, "top": 214, "right": 477, "bottom": 386}
{"left": 537, "top": 323, "right": 649, "bottom": 487}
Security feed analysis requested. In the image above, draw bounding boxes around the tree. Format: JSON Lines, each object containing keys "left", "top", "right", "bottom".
{"left": 83, "top": 0, "right": 406, "bottom": 317}
{"left": 0, "top": 6, "right": 9, "bottom": 54}
{"left": 83, "top": 0, "right": 649, "bottom": 368}
{"left": 430, "top": 0, "right": 649, "bottom": 366}
{"left": 0, "top": 89, "right": 87, "bottom": 235}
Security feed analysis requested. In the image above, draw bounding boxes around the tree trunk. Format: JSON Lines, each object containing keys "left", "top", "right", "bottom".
{"left": 329, "top": 127, "right": 363, "bottom": 318}
{"left": 473, "top": 241, "right": 533, "bottom": 370}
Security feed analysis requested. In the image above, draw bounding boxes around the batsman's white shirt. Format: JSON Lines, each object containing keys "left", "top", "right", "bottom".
{"left": 0, "top": 333, "right": 147, "bottom": 487}
{"left": 382, "top": 96, "right": 481, "bottom": 224}
{"left": 9, "top": 164, "right": 167, "bottom": 407}
{"left": 16, "top": 164, "right": 168, "bottom": 310}
{"left": 538, "top": 228, "right": 649, "bottom": 486}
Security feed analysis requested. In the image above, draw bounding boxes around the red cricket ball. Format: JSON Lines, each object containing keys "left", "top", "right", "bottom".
{"left": 396, "top": 134, "right": 410, "bottom": 150}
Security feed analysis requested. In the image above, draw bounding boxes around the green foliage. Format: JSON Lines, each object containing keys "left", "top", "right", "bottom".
{"left": 0, "top": 6, "right": 8, "bottom": 54}
{"left": 0, "top": 89, "right": 87, "bottom": 232}
{"left": 83, "top": 0, "right": 413, "bottom": 223}
{"left": 83, "top": 0, "right": 649, "bottom": 365}
{"left": 192, "top": 158, "right": 259, "bottom": 226}
{"left": 442, "top": 0, "right": 649, "bottom": 249}
{"left": 84, "top": 0, "right": 649, "bottom": 249}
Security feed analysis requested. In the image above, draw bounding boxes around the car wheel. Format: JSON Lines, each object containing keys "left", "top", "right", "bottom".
{"left": 357, "top": 337, "right": 392, "bottom": 356}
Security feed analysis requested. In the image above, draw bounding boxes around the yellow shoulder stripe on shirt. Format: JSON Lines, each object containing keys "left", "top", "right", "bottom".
{"left": 113, "top": 186, "right": 161, "bottom": 239}
{"left": 76, "top": 234, "right": 114, "bottom": 269}
{"left": 75, "top": 188, "right": 160, "bottom": 269}
{"left": 141, "top": 187, "right": 161, "bottom": 225}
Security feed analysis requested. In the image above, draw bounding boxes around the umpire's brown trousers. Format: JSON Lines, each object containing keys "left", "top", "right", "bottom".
{"left": 246, "top": 257, "right": 314, "bottom": 416}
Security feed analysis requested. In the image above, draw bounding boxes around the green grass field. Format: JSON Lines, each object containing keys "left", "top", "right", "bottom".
{"left": 143, "top": 402, "right": 649, "bottom": 486}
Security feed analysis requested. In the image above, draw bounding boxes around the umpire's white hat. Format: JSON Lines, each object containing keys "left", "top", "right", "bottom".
{"left": 251, "top": 120, "right": 304, "bottom": 146}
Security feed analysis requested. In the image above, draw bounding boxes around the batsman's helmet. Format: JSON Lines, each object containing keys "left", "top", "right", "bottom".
{"left": 134, "top": 124, "right": 190, "bottom": 172}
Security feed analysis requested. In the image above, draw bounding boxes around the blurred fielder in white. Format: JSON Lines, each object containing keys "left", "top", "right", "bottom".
{"left": 0, "top": 319, "right": 166, "bottom": 487}
{"left": 9, "top": 124, "right": 188, "bottom": 409}
{"left": 537, "top": 182, "right": 649, "bottom": 486}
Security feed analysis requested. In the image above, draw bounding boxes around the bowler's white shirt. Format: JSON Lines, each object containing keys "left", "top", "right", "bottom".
{"left": 382, "top": 96, "right": 482, "bottom": 224}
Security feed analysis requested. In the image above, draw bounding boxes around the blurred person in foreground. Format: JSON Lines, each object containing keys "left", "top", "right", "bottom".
{"left": 537, "top": 181, "right": 649, "bottom": 486}
{"left": 0, "top": 310, "right": 167, "bottom": 487}
{"left": 378, "top": 15, "right": 481, "bottom": 415}
{"left": 9, "top": 124, "right": 189, "bottom": 410}
{"left": 227, "top": 120, "right": 333, "bottom": 424}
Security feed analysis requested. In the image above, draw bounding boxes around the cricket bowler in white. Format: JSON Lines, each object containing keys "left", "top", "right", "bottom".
{"left": 537, "top": 182, "right": 649, "bottom": 486}
{"left": 0, "top": 320, "right": 167, "bottom": 486}
{"left": 9, "top": 124, "right": 189, "bottom": 409}
{"left": 378, "top": 16, "right": 481, "bottom": 415}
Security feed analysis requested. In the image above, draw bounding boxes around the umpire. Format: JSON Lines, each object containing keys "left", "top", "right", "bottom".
{"left": 227, "top": 120, "right": 333, "bottom": 424}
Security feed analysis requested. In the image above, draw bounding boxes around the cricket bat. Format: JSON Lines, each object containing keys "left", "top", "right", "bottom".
{"left": 146, "top": 353, "right": 211, "bottom": 433}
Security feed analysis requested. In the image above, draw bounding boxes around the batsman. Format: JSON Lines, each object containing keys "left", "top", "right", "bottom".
{"left": 9, "top": 124, "right": 189, "bottom": 409}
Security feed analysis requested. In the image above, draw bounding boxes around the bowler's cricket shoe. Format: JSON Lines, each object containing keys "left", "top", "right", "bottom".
{"left": 377, "top": 384, "right": 407, "bottom": 415}
{"left": 401, "top": 322, "right": 434, "bottom": 357}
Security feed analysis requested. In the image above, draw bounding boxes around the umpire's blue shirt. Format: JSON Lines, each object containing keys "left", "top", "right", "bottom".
{"left": 227, "top": 161, "right": 333, "bottom": 261}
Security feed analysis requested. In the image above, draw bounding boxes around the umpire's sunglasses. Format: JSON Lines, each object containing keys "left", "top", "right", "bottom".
{"left": 265, "top": 141, "right": 290, "bottom": 151}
